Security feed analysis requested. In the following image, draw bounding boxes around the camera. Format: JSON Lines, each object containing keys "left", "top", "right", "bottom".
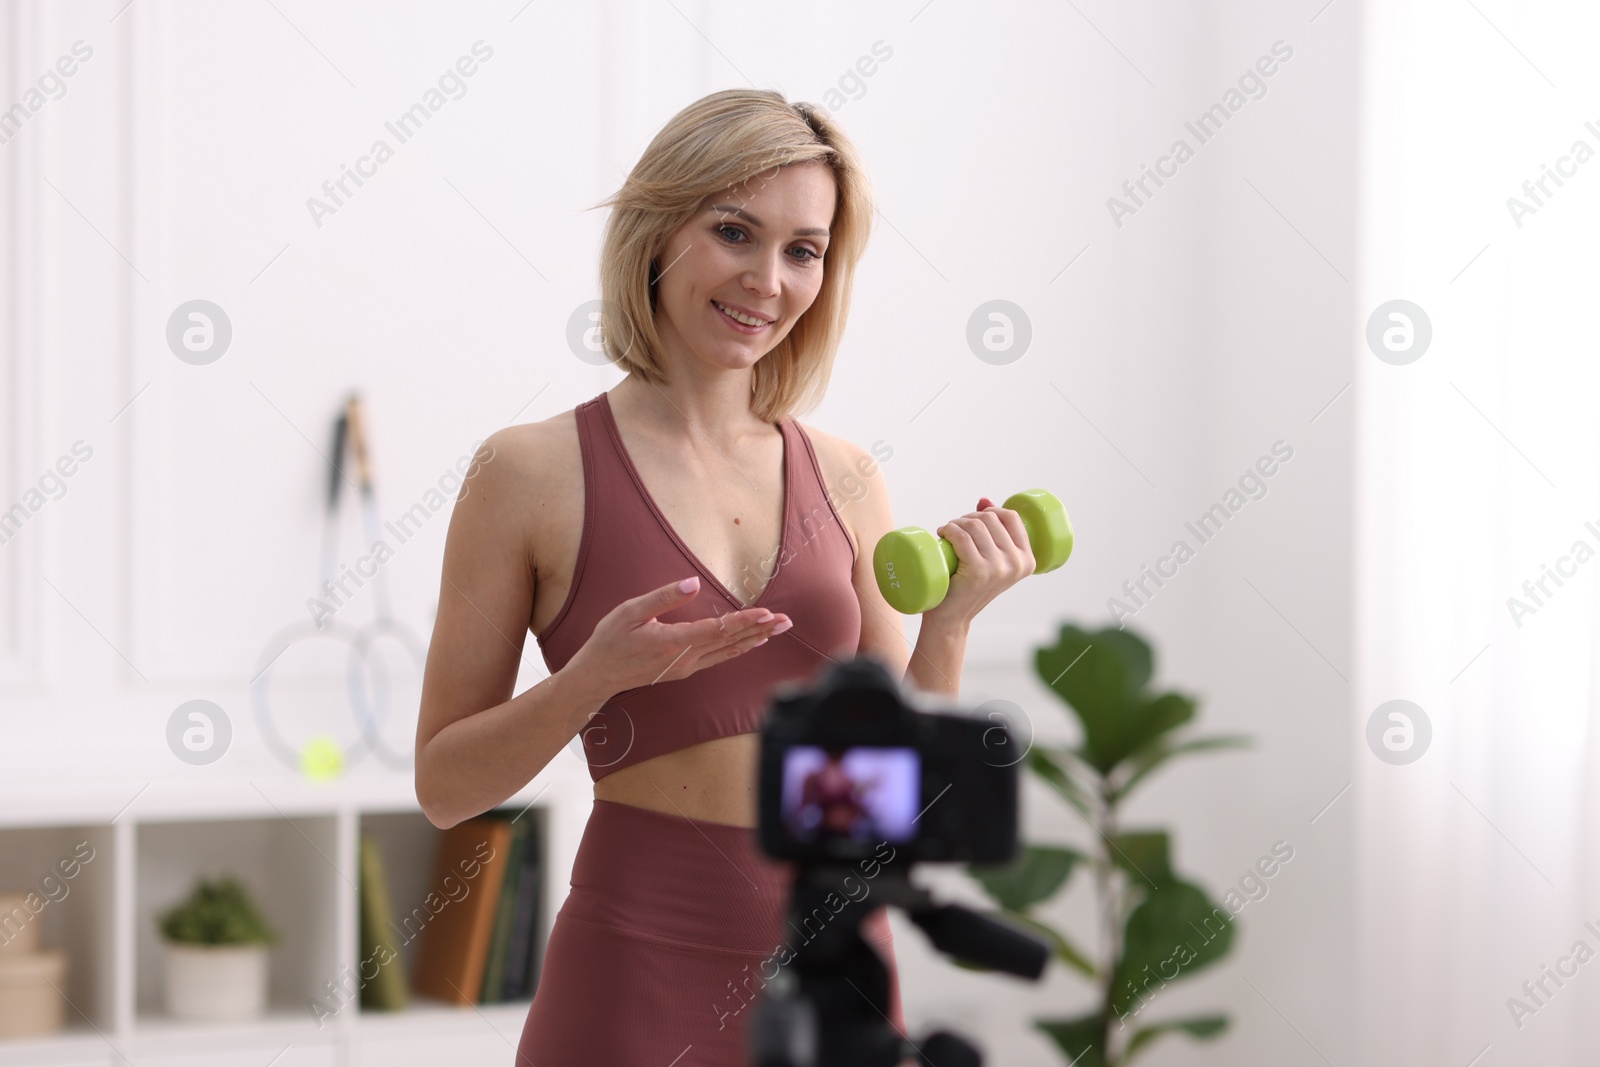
{"left": 752, "top": 655, "right": 1049, "bottom": 1067}
{"left": 757, "top": 656, "right": 1018, "bottom": 866}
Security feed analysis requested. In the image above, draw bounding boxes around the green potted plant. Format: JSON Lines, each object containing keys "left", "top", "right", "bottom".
{"left": 157, "top": 875, "right": 279, "bottom": 1022}
{"left": 969, "top": 623, "right": 1250, "bottom": 1066}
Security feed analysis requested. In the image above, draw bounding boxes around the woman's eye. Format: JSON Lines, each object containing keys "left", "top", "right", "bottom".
{"left": 717, "top": 224, "right": 821, "bottom": 264}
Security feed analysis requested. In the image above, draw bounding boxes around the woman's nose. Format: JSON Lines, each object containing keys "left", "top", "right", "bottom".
{"left": 745, "top": 256, "right": 781, "bottom": 297}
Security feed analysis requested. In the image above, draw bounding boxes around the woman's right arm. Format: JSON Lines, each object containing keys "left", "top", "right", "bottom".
{"left": 414, "top": 429, "right": 607, "bottom": 829}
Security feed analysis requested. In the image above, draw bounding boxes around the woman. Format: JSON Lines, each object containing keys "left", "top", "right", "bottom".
{"left": 414, "top": 88, "right": 1036, "bottom": 1065}
{"left": 797, "top": 748, "right": 881, "bottom": 838}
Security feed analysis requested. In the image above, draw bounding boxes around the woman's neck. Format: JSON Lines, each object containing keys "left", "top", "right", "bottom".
{"left": 612, "top": 372, "right": 770, "bottom": 443}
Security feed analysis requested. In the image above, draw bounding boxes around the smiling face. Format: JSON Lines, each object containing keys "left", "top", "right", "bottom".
{"left": 650, "top": 162, "right": 837, "bottom": 377}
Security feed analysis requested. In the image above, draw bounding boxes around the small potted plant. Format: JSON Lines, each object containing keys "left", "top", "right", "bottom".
{"left": 157, "top": 875, "right": 278, "bottom": 1022}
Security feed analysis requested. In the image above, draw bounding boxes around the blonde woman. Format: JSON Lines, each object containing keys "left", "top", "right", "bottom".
{"left": 415, "top": 88, "right": 1036, "bottom": 1064}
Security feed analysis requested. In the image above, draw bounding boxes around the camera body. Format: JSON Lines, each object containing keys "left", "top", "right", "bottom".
{"left": 757, "top": 656, "right": 1018, "bottom": 866}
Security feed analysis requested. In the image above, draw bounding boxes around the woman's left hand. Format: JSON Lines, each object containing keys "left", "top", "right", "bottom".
{"left": 921, "top": 496, "right": 1036, "bottom": 629}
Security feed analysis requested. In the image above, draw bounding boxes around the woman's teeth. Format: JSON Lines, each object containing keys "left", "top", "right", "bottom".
{"left": 714, "top": 301, "right": 769, "bottom": 327}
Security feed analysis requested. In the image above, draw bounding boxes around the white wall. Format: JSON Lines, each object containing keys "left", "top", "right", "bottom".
{"left": 1, "top": 1, "right": 1359, "bottom": 1063}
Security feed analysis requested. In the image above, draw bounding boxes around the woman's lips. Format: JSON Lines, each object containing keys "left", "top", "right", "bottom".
{"left": 712, "top": 299, "right": 772, "bottom": 334}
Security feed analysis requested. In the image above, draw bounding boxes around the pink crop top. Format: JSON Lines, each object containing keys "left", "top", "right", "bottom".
{"left": 535, "top": 391, "right": 863, "bottom": 781}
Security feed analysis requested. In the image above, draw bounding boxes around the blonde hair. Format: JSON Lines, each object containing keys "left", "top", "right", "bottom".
{"left": 590, "top": 89, "right": 874, "bottom": 423}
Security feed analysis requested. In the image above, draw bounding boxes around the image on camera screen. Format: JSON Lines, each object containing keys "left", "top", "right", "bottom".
{"left": 780, "top": 745, "right": 920, "bottom": 843}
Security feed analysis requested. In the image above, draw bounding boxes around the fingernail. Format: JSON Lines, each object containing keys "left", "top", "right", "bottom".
{"left": 755, "top": 610, "right": 774, "bottom": 623}
{"left": 771, "top": 618, "right": 794, "bottom": 635}
{"left": 678, "top": 577, "right": 699, "bottom": 593}
{"left": 754, "top": 637, "right": 769, "bottom": 647}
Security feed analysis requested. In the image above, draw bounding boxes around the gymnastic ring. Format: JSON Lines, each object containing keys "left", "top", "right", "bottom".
{"left": 251, "top": 617, "right": 374, "bottom": 775}
{"left": 345, "top": 615, "right": 428, "bottom": 772}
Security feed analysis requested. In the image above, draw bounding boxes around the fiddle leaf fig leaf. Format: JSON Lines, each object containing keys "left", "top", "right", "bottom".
{"left": 1027, "top": 747, "right": 1094, "bottom": 819}
{"left": 1035, "top": 625, "right": 1195, "bottom": 772}
{"left": 1036, "top": 624, "right": 1151, "bottom": 713}
{"left": 1036, "top": 1013, "right": 1106, "bottom": 1067}
{"left": 1109, "top": 830, "right": 1174, "bottom": 889}
{"left": 1112, "top": 881, "right": 1235, "bottom": 1016}
{"left": 969, "top": 845, "right": 1086, "bottom": 913}
{"left": 1125, "top": 1015, "right": 1229, "bottom": 1062}
{"left": 1105, "top": 692, "right": 1197, "bottom": 771}
{"left": 1011, "top": 912, "right": 1097, "bottom": 979}
{"left": 1113, "top": 734, "right": 1253, "bottom": 803}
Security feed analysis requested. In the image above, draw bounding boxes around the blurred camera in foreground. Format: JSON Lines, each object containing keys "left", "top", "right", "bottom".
{"left": 753, "top": 656, "right": 1050, "bottom": 1067}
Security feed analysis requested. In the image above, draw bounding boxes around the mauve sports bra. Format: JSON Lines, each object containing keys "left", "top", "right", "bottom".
{"left": 535, "top": 391, "right": 863, "bottom": 781}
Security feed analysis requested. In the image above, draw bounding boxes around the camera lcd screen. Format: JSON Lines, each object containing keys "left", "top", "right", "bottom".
{"left": 779, "top": 745, "right": 920, "bottom": 843}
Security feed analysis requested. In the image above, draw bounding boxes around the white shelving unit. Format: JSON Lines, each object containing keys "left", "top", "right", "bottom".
{"left": 0, "top": 765, "right": 591, "bottom": 1067}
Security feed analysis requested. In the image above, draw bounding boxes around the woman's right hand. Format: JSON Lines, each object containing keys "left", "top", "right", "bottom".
{"left": 566, "top": 575, "right": 792, "bottom": 697}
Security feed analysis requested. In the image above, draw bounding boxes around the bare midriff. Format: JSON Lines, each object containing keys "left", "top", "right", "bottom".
{"left": 590, "top": 733, "right": 763, "bottom": 828}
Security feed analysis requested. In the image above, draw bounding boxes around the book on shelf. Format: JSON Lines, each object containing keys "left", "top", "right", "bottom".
{"left": 500, "top": 821, "right": 543, "bottom": 1001}
{"left": 479, "top": 814, "right": 531, "bottom": 1002}
{"left": 358, "top": 833, "right": 409, "bottom": 1011}
{"left": 412, "top": 814, "right": 515, "bottom": 1006}
{"left": 408, "top": 809, "right": 544, "bottom": 1007}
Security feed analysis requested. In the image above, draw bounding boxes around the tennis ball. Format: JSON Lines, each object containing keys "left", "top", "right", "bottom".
{"left": 300, "top": 735, "right": 345, "bottom": 781}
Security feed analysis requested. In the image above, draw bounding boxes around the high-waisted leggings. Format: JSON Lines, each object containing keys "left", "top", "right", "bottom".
{"left": 517, "top": 798, "right": 903, "bottom": 1065}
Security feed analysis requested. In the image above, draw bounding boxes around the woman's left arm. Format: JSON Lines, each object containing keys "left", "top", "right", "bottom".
{"left": 829, "top": 434, "right": 1033, "bottom": 699}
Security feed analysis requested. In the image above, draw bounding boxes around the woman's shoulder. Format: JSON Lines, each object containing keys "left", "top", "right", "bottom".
{"left": 483, "top": 404, "right": 582, "bottom": 464}
{"left": 464, "top": 406, "right": 586, "bottom": 510}
{"left": 788, "top": 420, "right": 895, "bottom": 563}
{"left": 791, "top": 420, "right": 889, "bottom": 489}
{"left": 461, "top": 406, "right": 587, "bottom": 563}
{"left": 792, "top": 419, "right": 868, "bottom": 473}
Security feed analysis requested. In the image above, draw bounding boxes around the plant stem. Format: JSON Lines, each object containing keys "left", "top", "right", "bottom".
{"left": 1095, "top": 777, "right": 1123, "bottom": 1065}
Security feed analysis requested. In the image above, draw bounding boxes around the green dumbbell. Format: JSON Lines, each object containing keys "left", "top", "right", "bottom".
{"left": 873, "top": 489, "right": 1073, "bottom": 614}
